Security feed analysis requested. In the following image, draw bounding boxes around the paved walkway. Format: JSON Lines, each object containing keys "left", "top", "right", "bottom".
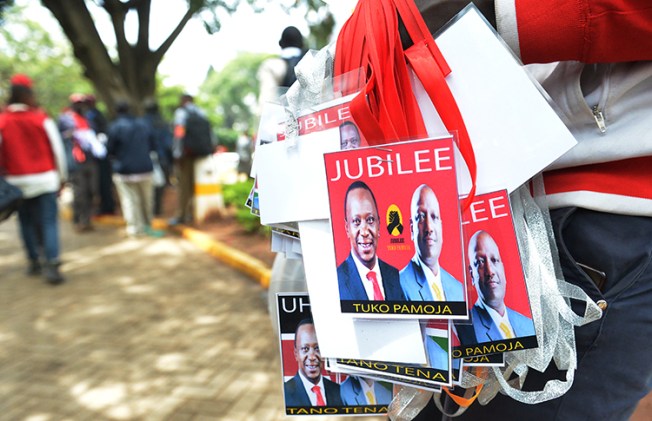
{"left": 3, "top": 213, "right": 650, "bottom": 420}
{"left": 0, "top": 216, "right": 379, "bottom": 421}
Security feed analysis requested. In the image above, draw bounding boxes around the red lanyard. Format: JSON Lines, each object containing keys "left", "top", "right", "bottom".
{"left": 334, "top": 0, "right": 477, "bottom": 209}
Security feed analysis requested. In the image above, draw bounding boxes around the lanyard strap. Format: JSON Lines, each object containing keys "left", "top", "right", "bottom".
{"left": 404, "top": 40, "right": 477, "bottom": 209}
{"left": 334, "top": 0, "right": 477, "bottom": 208}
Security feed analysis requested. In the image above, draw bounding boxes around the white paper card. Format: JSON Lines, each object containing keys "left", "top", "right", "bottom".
{"left": 256, "top": 134, "right": 340, "bottom": 225}
{"left": 299, "top": 220, "right": 426, "bottom": 364}
{"left": 428, "top": 7, "right": 577, "bottom": 194}
{"left": 255, "top": 94, "right": 358, "bottom": 226}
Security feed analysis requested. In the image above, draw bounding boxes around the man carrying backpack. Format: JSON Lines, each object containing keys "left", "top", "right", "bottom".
{"left": 170, "top": 93, "right": 214, "bottom": 225}
{"left": 257, "top": 26, "right": 306, "bottom": 109}
{"left": 256, "top": 26, "right": 309, "bottom": 335}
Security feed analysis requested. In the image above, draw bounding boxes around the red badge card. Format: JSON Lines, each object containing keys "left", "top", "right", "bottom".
{"left": 324, "top": 137, "right": 468, "bottom": 318}
{"left": 277, "top": 293, "right": 392, "bottom": 416}
{"left": 454, "top": 190, "right": 538, "bottom": 357}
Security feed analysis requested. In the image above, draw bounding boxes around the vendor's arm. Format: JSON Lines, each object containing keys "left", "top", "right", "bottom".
{"left": 497, "top": 0, "right": 652, "bottom": 64}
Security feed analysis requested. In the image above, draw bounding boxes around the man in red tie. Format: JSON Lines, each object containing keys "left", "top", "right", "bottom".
{"left": 283, "top": 319, "right": 343, "bottom": 407}
{"left": 336, "top": 180, "right": 406, "bottom": 302}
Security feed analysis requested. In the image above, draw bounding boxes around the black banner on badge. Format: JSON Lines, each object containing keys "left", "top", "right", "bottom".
{"left": 286, "top": 405, "right": 388, "bottom": 416}
{"left": 452, "top": 335, "right": 538, "bottom": 359}
{"left": 336, "top": 358, "right": 450, "bottom": 385}
{"left": 341, "top": 300, "right": 467, "bottom": 316}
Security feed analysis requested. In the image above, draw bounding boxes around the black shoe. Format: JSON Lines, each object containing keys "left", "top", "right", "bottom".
{"left": 27, "top": 260, "right": 41, "bottom": 276}
{"left": 43, "top": 262, "right": 65, "bottom": 285}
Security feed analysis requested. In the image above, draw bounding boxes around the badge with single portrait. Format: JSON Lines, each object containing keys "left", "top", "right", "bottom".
{"left": 454, "top": 190, "right": 538, "bottom": 358}
{"left": 277, "top": 293, "right": 392, "bottom": 416}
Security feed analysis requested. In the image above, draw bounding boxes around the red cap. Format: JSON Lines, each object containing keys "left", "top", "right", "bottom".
{"left": 69, "top": 93, "right": 86, "bottom": 103}
{"left": 10, "top": 74, "right": 33, "bottom": 88}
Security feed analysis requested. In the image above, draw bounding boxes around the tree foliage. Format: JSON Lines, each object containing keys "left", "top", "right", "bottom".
{"left": 200, "top": 52, "right": 269, "bottom": 133}
{"left": 0, "top": 4, "right": 91, "bottom": 117}
{"left": 37, "top": 0, "right": 334, "bottom": 117}
{"left": 290, "top": 0, "right": 335, "bottom": 49}
{"left": 0, "top": 0, "right": 15, "bottom": 24}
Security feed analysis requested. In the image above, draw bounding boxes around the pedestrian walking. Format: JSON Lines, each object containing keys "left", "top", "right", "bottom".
{"left": 58, "top": 93, "right": 106, "bottom": 232}
{"left": 169, "top": 93, "right": 214, "bottom": 225}
{"left": 0, "top": 74, "right": 68, "bottom": 284}
{"left": 144, "top": 101, "right": 173, "bottom": 216}
{"left": 106, "top": 101, "right": 156, "bottom": 237}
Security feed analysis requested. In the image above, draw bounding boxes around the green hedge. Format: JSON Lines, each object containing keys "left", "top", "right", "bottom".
{"left": 223, "top": 180, "right": 269, "bottom": 235}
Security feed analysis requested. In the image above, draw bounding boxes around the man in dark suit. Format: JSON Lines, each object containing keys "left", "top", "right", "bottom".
{"left": 400, "top": 184, "right": 464, "bottom": 302}
{"left": 337, "top": 181, "right": 405, "bottom": 301}
{"left": 340, "top": 376, "right": 393, "bottom": 406}
{"left": 284, "top": 319, "right": 343, "bottom": 407}
{"left": 457, "top": 230, "right": 535, "bottom": 345}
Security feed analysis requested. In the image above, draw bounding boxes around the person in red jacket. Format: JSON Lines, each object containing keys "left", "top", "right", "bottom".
{"left": 0, "top": 74, "right": 68, "bottom": 284}
{"left": 58, "top": 93, "right": 106, "bottom": 232}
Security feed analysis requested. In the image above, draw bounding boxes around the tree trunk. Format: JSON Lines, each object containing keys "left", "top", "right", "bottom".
{"left": 39, "top": 0, "right": 163, "bottom": 117}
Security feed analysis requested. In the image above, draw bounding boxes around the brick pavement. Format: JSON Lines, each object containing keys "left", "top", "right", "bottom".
{"left": 0, "top": 216, "right": 383, "bottom": 421}
{"left": 3, "top": 211, "right": 650, "bottom": 421}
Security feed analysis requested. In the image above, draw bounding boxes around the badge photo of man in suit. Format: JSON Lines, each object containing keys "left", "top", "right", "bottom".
{"left": 457, "top": 230, "right": 535, "bottom": 345}
{"left": 340, "top": 375, "right": 393, "bottom": 406}
{"left": 283, "top": 319, "right": 343, "bottom": 407}
{"left": 339, "top": 121, "right": 362, "bottom": 150}
{"left": 399, "top": 184, "right": 464, "bottom": 302}
{"left": 336, "top": 180, "right": 405, "bottom": 301}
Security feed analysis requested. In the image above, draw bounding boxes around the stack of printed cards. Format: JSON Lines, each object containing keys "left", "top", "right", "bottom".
{"left": 247, "top": 6, "right": 581, "bottom": 417}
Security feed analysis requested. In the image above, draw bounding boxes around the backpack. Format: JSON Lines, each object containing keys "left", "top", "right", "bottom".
{"left": 182, "top": 108, "right": 214, "bottom": 157}
{"left": 281, "top": 53, "right": 305, "bottom": 87}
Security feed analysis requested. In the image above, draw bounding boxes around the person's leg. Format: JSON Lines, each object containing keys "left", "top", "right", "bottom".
{"left": 38, "top": 192, "right": 61, "bottom": 264}
{"left": 188, "top": 157, "right": 195, "bottom": 223}
{"left": 549, "top": 209, "right": 652, "bottom": 418}
{"left": 70, "top": 169, "right": 83, "bottom": 226}
{"left": 77, "top": 160, "right": 97, "bottom": 229}
{"left": 78, "top": 161, "right": 91, "bottom": 227}
{"left": 87, "top": 160, "right": 99, "bottom": 223}
{"left": 128, "top": 178, "right": 149, "bottom": 236}
{"left": 433, "top": 208, "right": 652, "bottom": 421}
{"left": 25, "top": 192, "right": 65, "bottom": 284}
{"left": 153, "top": 184, "right": 164, "bottom": 216}
{"left": 16, "top": 197, "right": 40, "bottom": 273}
{"left": 113, "top": 176, "right": 139, "bottom": 236}
{"left": 96, "top": 156, "right": 115, "bottom": 214}
{"left": 175, "top": 156, "right": 194, "bottom": 223}
{"left": 139, "top": 176, "right": 154, "bottom": 228}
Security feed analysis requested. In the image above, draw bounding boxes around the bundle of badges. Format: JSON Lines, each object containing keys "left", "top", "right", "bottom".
{"left": 248, "top": 1, "right": 601, "bottom": 418}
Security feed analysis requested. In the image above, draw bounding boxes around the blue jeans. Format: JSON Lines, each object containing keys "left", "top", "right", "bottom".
{"left": 420, "top": 208, "right": 652, "bottom": 421}
{"left": 17, "top": 192, "right": 61, "bottom": 263}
